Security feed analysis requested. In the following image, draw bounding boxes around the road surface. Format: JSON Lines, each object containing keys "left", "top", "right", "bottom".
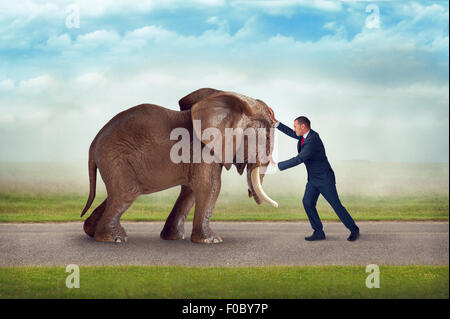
{"left": 0, "top": 221, "right": 448, "bottom": 266}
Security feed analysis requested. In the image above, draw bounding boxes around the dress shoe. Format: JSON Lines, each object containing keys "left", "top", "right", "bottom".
{"left": 305, "top": 231, "right": 326, "bottom": 241}
{"left": 347, "top": 230, "right": 360, "bottom": 241}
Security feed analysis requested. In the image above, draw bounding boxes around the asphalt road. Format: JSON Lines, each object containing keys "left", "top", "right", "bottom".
{"left": 0, "top": 221, "right": 448, "bottom": 266}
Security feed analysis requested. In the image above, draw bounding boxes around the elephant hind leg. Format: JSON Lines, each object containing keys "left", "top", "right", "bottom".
{"left": 83, "top": 199, "right": 107, "bottom": 237}
{"left": 160, "top": 185, "right": 195, "bottom": 240}
{"left": 93, "top": 163, "right": 141, "bottom": 242}
{"left": 93, "top": 193, "right": 138, "bottom": 243}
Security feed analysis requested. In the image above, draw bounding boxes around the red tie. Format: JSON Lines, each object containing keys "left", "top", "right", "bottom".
{"left": 301, "top": 137, "right": 305, "bottom": 147}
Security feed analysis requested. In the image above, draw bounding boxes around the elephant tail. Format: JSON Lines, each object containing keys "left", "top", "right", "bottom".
{"left": 80, "top": 146, "right": 97, "bottom": 217}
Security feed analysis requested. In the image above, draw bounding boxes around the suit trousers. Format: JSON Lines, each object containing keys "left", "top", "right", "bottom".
{"left": 302, "top": 182, "right": 359, "bottom": 234}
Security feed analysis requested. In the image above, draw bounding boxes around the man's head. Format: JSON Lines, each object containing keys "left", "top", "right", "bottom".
{"left": 293, "top": 116, "right": 310, "bottom": 137}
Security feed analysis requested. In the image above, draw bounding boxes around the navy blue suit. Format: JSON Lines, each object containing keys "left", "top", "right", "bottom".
{"left": 276, "top": 121, "right": 359, "bottom": 234}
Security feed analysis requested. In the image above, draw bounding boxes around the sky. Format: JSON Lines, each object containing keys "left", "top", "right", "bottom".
{"left": 0, "top": 0, "right": 448, "bottom": 163}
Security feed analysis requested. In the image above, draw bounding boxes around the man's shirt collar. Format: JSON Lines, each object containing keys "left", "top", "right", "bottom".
{"left": 303, "top": 130, "right": 310, "bottom": 139}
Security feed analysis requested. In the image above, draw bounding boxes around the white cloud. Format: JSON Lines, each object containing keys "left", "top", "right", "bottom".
{"left": 44, "top": 33, "right": 72, "bottom": 51}
{"left": 400, "top": 2, "right": 448, "bottom": 21}
{"left": 229, "top": 0, "right": 342, "bottom": 15}
{"left": 19, "top": 0, "right": 444, "bottom": 83}
{"left": 74, "top": 72, "right": 108, "bottom": 88}
{"left": 76, "top": 29, "right": 120, "bottom": 44}
{"left": 0, "top": 1, "right": 447, "bottom": 162}
{"left": 18, "top": 75, "right": 58, "bottom": 91}
{"left": 0, "top": 1, "right": 60, "bottom": 20}
{"left": 124, "top": 25, "right": 177, "bottom": 45}
{"left": 0, "top": 79, "right": 15, "bottom": 91}
{"left": 21, "top": 109, "right": 53, "bottom": 125}
{"left": 0, "top": 0, "right": 226, "bottom": 18}
{"left": 1, "top": 56, "right": 447, "bottom": 162}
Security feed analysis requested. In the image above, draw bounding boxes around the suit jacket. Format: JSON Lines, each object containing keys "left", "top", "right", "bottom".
{"left": 276, "top": 121, "right": 336, "bottom": 186}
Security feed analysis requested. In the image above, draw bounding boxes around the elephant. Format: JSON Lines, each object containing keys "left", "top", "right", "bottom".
{"left": 80, "top": 88, "right": 278, "bottom": 244}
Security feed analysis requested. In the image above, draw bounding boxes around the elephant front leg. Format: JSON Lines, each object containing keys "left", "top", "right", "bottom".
{"left": 160, "top": 185, "right": 195, "bottom": 240}
{"left": 191, "top": 176, "right": 222, "bottom": 244}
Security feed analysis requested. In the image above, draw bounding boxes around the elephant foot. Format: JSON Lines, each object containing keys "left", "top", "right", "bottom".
{"left": 84, "top": 221, "right": 95, "bottom": 238}
{"left": 190, "top": 229, "right": 223, "bottom": 244}
{"left": 83, "top": 216, "right": 99, "bottom": 238}
{"left": 94, "top": 224, "right": 128, "bottom": 243}
{"left": 160, "top": 226, "right": 185, "bottom": 240}
{"left": 83, "top": 200, "right": 107, "bottom": 238}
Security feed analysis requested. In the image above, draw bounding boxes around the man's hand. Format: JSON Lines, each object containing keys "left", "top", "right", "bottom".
{"left": 267, "top": 107, "right": 277, "bottom": 124}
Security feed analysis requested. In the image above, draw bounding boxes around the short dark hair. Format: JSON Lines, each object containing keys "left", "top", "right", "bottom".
{"left": 294, "top": 116, "right": 310, "bottom": 129}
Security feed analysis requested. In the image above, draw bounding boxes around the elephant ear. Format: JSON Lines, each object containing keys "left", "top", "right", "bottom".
{"left": 179, "top": 88, "right": 223, "bottom": 111}
{"left": 190, "top": 92, "right": 254, "bottom": 170}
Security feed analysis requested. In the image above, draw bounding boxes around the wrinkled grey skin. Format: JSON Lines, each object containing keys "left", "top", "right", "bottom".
{"left": 81, "top": 88, "right": 275, "bottom": 244}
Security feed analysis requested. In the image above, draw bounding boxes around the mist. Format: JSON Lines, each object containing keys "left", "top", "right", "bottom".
{"left": 0, "top": 161, "right": 447, "bottom": 199}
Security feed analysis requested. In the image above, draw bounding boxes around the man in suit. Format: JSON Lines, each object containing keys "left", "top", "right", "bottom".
{"left": 267, "top": 108, "right": 360, "bottom": 241}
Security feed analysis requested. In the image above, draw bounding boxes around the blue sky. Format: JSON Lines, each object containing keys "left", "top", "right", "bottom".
{"left": 0, "top": 0, "right": 448, "bottom": 163}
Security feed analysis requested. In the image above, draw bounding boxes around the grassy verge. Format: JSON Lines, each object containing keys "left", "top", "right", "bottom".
{"left": 0, "top": 193, "right": 448, "bottom": 222}
{"left": 0, "top": 265, "right": 447, "bottom": 299}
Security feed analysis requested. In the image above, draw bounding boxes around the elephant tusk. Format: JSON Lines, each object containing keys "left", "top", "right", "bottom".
{"left": 250, "top": 167, "right": 279, "bottom": 208}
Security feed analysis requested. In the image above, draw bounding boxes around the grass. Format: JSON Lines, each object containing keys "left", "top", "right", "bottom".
{"left": 0, "top": 161, "right": 448, "bottom": 222}
{"left": 0, "top": 265, "right": 447, "bottom": 299}
{"left": 0, "top": 192, "right": 447, "bottom": 222}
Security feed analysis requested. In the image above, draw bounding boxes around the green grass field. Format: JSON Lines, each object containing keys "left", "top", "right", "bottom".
{"left": 0, "top": 161, "right": 448, "bottom": 222}
{"left": 0, "top": 192, "right": 448, "bottom": 222}
{"left": 0, "top": 265, "right": 447, "bottom": 299}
